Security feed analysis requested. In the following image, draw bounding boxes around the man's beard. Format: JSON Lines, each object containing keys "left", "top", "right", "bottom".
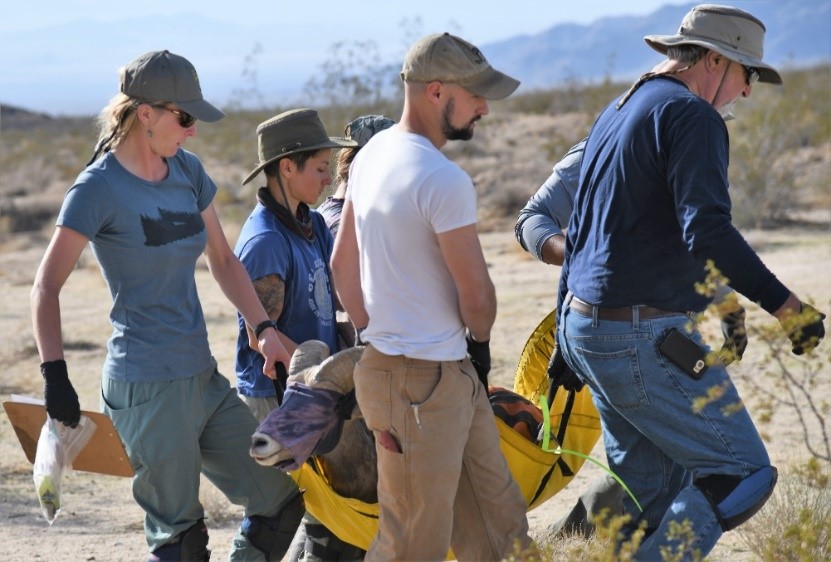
{"left": 441, "top": 98, "right": 477, "bottom": 141}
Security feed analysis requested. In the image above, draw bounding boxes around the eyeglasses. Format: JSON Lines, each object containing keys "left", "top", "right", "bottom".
{"left": 154, "top": 105, "right": 197, "bottom": 128}
{"left": 742, "top": 65, "right": 760, "bottom": 86}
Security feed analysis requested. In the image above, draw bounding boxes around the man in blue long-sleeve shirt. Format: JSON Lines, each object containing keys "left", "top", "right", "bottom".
{"left": 516, "top": 133, "right": 750, "bottom": 539}
{"left": 555, "top": 5, "right": 826, "bottom": 559}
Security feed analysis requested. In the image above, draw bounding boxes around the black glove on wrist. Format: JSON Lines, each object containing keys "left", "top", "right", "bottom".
{"left": 41, "top": 359, "right": 81, "bottom": 428}
{"left": 719, "top": 306, "right": 748, "bottom": 366}
{"left": 354, "top": 326, "right": 367, "bottom": 347}
{"left": 465, "top": 333, "right": 491, "bottom": 388}
{"left": 788, "top": 303, "right": 826, "bottom": 356}
{"left": 547, "top": 345, "right": 584, "bottom": 392}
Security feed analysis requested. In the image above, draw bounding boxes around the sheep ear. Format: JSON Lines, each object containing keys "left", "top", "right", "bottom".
{"left": 288, "top": 340, "right": 330, "bottom": 376}
{"left": 310, "top": 346, "right": 363, "bottom": 394}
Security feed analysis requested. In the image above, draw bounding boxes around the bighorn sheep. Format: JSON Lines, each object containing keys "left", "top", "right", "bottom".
{"left": 249, "top": 340, "right": 378, "bottom": 503}
{"left": 249, "top": 340, "right": 545, "bottom": 506}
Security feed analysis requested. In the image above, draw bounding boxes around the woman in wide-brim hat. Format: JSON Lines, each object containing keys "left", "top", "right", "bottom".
{"left": 234, "top": 108, "right": 356, "bottom": 419}
{"left": 234, "top": 107, "right": 358, "bottom": 562}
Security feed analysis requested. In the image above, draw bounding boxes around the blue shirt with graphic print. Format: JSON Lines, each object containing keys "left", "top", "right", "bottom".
{"left": 57, "top": 150, "right": 216, "bottom": 382}
{"left": 234, "top": 203, "right": 339, "bottom": 397}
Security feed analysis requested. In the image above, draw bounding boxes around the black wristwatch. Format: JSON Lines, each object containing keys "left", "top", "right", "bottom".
{"left": 254, "top": 319, "right": 279, "bottom": 339}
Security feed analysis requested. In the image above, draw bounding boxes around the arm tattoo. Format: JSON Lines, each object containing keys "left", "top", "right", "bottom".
{"left": 253, "top": 273, "right": 286, "bottom": 319}
{"left": 246, "top": 274, "right": 286, "bottom": 340}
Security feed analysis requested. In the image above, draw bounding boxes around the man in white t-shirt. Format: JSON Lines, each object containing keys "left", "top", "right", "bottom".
{"left": 331, "top": 32, "right": 533, "bottom": 561}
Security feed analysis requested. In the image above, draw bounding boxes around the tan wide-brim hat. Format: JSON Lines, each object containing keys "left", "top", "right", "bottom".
{"left": 644, "top": 4, "right": 782, "bottom": 85}
{"left": 242, "top": 108, "right": 357, "bottom": 185}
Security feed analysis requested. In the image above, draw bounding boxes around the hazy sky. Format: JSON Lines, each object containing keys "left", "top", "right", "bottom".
{"left": 0, "top": 0, "right": 682, "bottom": 37}
{"left": 1, "top": 0, "right": 694, "bottom": 115}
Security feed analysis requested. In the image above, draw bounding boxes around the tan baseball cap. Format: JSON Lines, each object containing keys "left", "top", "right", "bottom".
{"left": 121, "top": 50, "right": 225, "bottom": 122}
{"left": 644, "top": 4, "right": 782, "bottom": 85}
{"left": 401, "top": 32, "right": 520, "bottom": 100}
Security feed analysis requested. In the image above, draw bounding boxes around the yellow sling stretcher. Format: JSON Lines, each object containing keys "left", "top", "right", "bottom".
{"left": 290, "top": 308, "right": 602, "bottom": 551}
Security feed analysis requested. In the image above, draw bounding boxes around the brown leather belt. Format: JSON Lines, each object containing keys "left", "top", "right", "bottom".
{"left": 568, "top": 295, "right": 688, "bottom": 321}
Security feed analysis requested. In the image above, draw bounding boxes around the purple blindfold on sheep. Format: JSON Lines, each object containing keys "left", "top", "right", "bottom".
{"left": 251, "top": 385, "right": 354, "bottom": 470}
{"left": 249, "top": 341, "right": 363, "bottom": 470}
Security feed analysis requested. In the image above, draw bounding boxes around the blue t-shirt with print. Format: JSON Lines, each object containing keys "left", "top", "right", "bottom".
{"left": 234, "top": 204, "right": 339, "bottom": 397}
{"left": 57, "top": 150, "right": 216, "bottom": 382}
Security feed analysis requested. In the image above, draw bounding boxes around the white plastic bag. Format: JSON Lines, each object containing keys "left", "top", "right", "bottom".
{"left": 32, "top": 415, "right": 96, "bottom": 524}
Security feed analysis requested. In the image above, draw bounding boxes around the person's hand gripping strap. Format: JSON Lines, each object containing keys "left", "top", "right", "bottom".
{"left": 546, "top": 341, "right": 584, "bottom": 393}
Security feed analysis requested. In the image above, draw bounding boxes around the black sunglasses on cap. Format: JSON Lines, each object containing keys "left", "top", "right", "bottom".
{"left": 742, "top": 65, "right": 760, "bottom": 86}
{"left": 154, "top": 105, "right": 197, "bottom": 128}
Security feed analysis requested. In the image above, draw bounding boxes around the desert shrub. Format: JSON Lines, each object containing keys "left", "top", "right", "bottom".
{"left": 728, "top": 65, "right": 831, "bottom": 228}
{"left": 696, "top": 261, "right": 830, "bottom": 465}
{"left": 532, "top": 512, "right": 650, "bottom": 562}
{"left": 689, "top": 266, "right": 830, "bottom": 556}
{"left": 3, "top": 65, "right": 828, "bottom": 235}
{"left": 505, "top": 78, "right": 629, "bottom": 118}
{"left": 731, "top": 305, "right": 831, "bottom": 465}
{"left": 737, "top": 461, "right": 831, "bottom": 561}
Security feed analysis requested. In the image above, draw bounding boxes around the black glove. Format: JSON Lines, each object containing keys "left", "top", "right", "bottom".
{"left": 719, "top": 306, "right": 748, "bottom": 365}
{"left": 41, "top": 359, "right": 81, "bottom": 428}
{"left": 466, "top": 333, "right": 491, "bottom": 388}
{"left": 354, "top": 326, "right": 367, "bottom": 347}
{"left": 547, "top": 346, "right": 584, "bottom": 392}
{"left": 788, "top": 303, "right": 826, "bottom": 356}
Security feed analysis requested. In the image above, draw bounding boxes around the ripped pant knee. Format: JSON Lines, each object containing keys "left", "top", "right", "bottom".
{"left": 149, "top": 518, "right": 210, "bottom": 561}
{"left": 695, "top": 465, "right": 778, "bottom": 531}
{"left": 241, "top": 490, "right": 305, "bottom": 561}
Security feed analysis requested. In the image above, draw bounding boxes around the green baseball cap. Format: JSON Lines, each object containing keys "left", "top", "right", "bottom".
{"left": 401, "top": 32, "right": 520, "bottom": 100}
{"left": 121, "top": 50, "right": 225, "bottom": 122}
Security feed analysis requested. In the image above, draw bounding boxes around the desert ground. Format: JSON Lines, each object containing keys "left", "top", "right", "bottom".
{"left": 1, "top": 223, "right": 829, "bottom": 561}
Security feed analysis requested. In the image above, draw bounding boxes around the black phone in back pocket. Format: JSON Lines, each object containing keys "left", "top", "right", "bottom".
{"left": 659, "top": 328, "right": 708, "bottom": 379}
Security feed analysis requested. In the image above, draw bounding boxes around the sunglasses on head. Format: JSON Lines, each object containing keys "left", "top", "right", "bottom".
{"left": 153, "top": 105, "right": 197, "bottom": 128}
{"left": 742, "top": 65, "right": 760, "bottom": 86}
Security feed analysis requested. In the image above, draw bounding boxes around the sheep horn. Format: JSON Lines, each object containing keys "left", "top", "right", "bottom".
{"left": 287, "top": 339, "right": 330, "bottom": 383}
{"left": 308, "top": 346, "right": 364, "bottom": 396}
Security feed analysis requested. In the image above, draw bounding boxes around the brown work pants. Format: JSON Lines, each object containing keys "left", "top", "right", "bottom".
{"left": 355, "top": 344, "right": 531, "bottom": 561}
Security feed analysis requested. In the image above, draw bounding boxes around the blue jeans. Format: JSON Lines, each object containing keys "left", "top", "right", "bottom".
{"left": 558, "top": 302, "right": 770, "bottom": 560}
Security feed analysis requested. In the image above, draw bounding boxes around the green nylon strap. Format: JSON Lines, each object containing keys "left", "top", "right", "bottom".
{"left": 538, "top": 395, "right": 643, "bottom": 512}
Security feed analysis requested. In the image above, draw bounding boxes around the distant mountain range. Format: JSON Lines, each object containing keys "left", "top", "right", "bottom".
{"left": 1, "top": 0, "right": 828, "bottom": 117}
{"left": 485, "top": 0, "right": 831, "bottom": 90}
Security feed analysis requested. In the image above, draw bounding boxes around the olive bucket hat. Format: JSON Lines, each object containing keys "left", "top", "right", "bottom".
{"left": 121, "top": 50, "right": 225, "bottom": 122}
{"left": 644, "top": 4, "right": 782, "bottom": 84}
{"left": 243, "top": 109, "right": 358, "bottom": 185}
